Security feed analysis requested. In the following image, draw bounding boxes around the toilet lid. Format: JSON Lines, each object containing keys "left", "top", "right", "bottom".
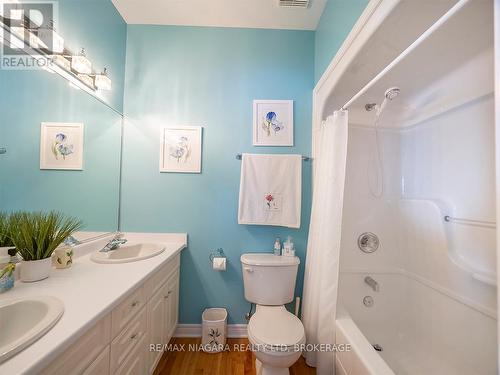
{"left": 248, "top": 307, "right": 305, "bottom": 348}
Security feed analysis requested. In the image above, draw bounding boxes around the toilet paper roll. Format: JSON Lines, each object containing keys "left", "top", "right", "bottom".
{"left": 212, "top": 257, "right": 226, "bottom": 271}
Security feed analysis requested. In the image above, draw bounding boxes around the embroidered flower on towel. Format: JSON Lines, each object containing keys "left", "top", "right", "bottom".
{"left": 265, "top": 194, "right": 274, "bottom": 208}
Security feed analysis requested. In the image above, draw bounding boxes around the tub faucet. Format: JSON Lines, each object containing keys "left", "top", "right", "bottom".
{"left": 364, "top": 276, "right": 379, "bottom": 292}
{"left": 100, "top": 233, "right": 127, "bottom": 253}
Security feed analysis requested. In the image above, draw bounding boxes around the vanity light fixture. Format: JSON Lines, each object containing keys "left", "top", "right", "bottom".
{"left": 52, "top": 54, "right": 71, "bottom": 71}
{"left": 71, "top": 48, "right": 92, "bottom": 74}
{"left": 9, "top": 13, "right": 48, "bottom": 50}
{"left": 8, "top": 8, "right": 23, "bottom": 21}
{"left": 77, "top": 73, "right": 95, "bottom": 89}
{"left": 38, "top": 20, "right": 64, "bottom": 54}
{"left": 93, "top": 68, "right": 112, "bottom": 91}
{"left": 2, "top": 13, "right": 110, "bottom": 95}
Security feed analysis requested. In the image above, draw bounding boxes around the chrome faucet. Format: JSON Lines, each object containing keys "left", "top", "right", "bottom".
{"left": 364, "top": 276, "right": 379, "bottom": 292}
{"left": 100, "top": 233, "right": 127, "bottom": 253}
{"left": 64, "top": 235, "right": 81, "bottom": 247}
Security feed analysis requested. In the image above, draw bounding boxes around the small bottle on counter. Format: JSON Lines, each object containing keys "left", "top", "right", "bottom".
{"left": 273, "top": 237, "right": 282, "bottom": 256}
{"left": 0, "top": 254, "right": 15, "bottom": 293}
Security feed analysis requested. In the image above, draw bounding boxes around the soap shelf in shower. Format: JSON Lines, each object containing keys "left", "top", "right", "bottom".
{"left": 443, "top": 214, "right": 496, "bottom": 286}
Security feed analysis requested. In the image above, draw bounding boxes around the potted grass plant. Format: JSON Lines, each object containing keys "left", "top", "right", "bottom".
{"left": 10, "top": 211, "right": 82, "bottom": 282}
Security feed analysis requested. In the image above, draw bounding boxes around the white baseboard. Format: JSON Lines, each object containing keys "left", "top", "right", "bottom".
{"left": 175, "top": 324, "right": 248, "bottom": 338}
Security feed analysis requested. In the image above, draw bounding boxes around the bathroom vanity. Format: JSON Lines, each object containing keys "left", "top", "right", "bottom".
{"left": 0, "top": 232, "right": 186, "bottom": 375}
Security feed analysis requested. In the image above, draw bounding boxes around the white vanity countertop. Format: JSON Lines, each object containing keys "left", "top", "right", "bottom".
{"left": 0, "top": 232, "right": 187, "bottom": 375}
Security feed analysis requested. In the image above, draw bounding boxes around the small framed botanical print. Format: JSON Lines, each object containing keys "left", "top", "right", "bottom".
{"left": 160, "top": 126, "right": 203, "bottom": 173}
{"left": 40, "top": 122, "right": 84, "bottom": 170}
{"left": 253, "top": 100, "right": 293, "bottom": 146}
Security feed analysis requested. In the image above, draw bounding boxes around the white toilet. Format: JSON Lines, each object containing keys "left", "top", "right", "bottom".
{"left": 241, "top": 253, "right": 305, "bottom": 375}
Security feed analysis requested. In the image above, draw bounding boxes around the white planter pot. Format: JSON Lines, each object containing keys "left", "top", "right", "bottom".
{"left": 20, "top": 258, "right": 52, "bottom": 282}
{"left": 0, "top": 247, "right": 14, "bottom": 256}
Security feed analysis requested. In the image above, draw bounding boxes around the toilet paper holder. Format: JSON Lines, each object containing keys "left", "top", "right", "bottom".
{"left": 209, "top": 248, "right": 226, "bottom": 264}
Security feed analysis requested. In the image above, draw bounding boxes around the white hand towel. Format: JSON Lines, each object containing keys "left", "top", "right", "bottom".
{"left": 238, "top": 153, "right": 302, "bottom": 228}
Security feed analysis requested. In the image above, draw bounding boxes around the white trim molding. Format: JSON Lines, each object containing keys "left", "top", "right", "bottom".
{"left": 174, "top": 324, "right": 248, "bottom": 338}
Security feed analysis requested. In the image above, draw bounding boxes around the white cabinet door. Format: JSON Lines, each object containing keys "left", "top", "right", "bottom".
{"left": 167, "top": 272, "right": 179, "bottom": 340}
{"left": 162, "top": 270, "right": 179, "bottom": 344}
{"left": 147, "top": 288, "right": 165, "bottom": 374}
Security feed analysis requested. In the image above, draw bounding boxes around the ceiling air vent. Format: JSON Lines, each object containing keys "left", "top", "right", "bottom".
{"left": 279, "top": 0, "right": 310, "bottom": 8}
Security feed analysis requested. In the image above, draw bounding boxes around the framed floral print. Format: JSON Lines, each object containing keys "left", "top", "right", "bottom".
{"left": 253, "top": 100, "right": 293, "bottom": 146}
{"left": 160, "top": 126, "right": 203, "bottom": 173}
{"left": 40, "top": 122, "right": 84, "bottom": 170}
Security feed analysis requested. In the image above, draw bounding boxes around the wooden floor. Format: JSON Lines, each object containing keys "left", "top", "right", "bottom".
{"left": 154, "top": 338, "right": 316, "bottom": 375}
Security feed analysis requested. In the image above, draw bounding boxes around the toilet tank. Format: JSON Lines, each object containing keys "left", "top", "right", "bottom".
{"left": 240, "top": 253, "right": 300, "bottom": 305}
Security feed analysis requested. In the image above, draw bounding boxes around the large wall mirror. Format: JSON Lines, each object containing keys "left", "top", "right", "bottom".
{"left": 0, "top": 55, "right": 123, "bottom": 233}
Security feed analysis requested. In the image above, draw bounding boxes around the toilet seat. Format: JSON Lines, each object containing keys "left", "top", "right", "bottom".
{"left": 248, "top": 306, "right": 305, "bottom": 352}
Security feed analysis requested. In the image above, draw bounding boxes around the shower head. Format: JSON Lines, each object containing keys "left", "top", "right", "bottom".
{"left": 385, "top": 87, "right": 400, "bottom": 100}
{"left": 365, "top": 87, "right": 401, "bottom": 111}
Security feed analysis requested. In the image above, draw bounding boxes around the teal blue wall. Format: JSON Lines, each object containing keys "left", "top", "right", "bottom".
{"left": 314, "top": 0, "right": 368, "bottom": 83}
{"left": 58, "top": 0, "right": 127, "bottom": 111}
{"left": 121, "top": 26, "right": 314, "bottom": 324}
{"left": 0, "top": 0, "right": 126, "bottom": 231}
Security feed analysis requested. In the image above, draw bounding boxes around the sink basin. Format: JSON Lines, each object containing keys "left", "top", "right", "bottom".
{"left": 0, "top": 296, "right": 64, "bottom": 364}
{"left": 90, "top": 243, "right": 165, "bottom": 264}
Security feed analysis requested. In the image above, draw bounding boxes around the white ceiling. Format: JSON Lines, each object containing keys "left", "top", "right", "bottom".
{"left": 111, "top": 0, "right": 327, "bottom": 30}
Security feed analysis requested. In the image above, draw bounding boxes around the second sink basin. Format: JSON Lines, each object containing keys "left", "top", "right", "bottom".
{"left": 0, "top": 296, "right": 64, "bottom": 364}
{"left": 90, "top": 243, "right": 165, "bottom": 264}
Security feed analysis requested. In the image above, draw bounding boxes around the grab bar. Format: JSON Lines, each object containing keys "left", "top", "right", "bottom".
{"left": 444, "top": 215, "right": 496, "bottom": 229}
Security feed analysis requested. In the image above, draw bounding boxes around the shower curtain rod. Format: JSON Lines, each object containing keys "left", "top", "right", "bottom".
{"left": 338, "top": 0, "right": 470, "bottom": 111}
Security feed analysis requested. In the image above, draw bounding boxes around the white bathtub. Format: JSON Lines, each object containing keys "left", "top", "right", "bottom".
{"left": 336, "top": 271, "right": 497, "bottom": 375}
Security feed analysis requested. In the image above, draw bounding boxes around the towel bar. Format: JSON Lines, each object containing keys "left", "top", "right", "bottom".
{"left": 236, "top": 153, "right": 311, "bottom": 161}
{"left": 0, "top": 148, "right": 6, "bottom": 155}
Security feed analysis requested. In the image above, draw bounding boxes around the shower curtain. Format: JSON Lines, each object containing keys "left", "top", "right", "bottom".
{"left": 302, "top": 110, "right": 348, "bottom": 374}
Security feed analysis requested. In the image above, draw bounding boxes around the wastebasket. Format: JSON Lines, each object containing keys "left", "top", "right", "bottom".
{"left": 201, "top": 308, "right": 227, "bottom": 353}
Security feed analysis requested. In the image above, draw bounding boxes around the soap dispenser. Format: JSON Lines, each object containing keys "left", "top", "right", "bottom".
{"left": 282, "top": 236, "right": 295, "bottom": 257}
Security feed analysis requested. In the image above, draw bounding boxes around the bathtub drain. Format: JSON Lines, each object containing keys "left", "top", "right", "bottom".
{"left": 373, "top": 344, "right": 383, "bottom": 352}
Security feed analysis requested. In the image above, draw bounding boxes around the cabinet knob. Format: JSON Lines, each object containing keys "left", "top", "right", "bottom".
{"left": 130, "top": 333, "right": 138, "bottom": 340}
{"left": 131, "top": 300, "right": 139, "bottom": 307}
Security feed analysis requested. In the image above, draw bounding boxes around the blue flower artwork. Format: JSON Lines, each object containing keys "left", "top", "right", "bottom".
{"left": 51, "top": 132, "right": 74, "bottom": 160}
{"left": 262, "top": 111, "right": 284, "bottom": 137}
{"left": 168, "top": 136, "right": 191, "bottom": 163}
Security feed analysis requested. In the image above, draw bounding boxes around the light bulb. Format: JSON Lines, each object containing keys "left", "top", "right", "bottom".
{"left": 71, "top": 48, "right": 91, "bottom": 74}
{"left": 94, "top": 68, "right": 112, "bottom": 91}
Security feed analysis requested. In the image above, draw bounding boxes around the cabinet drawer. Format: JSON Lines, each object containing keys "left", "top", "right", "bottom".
{"left": 145, "top": 253, "right": 180, "bottom": 300}
{"left": 111, "top": 285, "right": 146, "bottom": 338}
{"left": 110, "top": 306, "right": 147, "bottom": 374}
{"left": 41, "top": 314, "right": 111, "bottom": 375}
{"left": 114, "top": 335, "right": 147, "bottom": 375}
{"left": 82, "top": 346, "right": 110, "bottom": 375}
